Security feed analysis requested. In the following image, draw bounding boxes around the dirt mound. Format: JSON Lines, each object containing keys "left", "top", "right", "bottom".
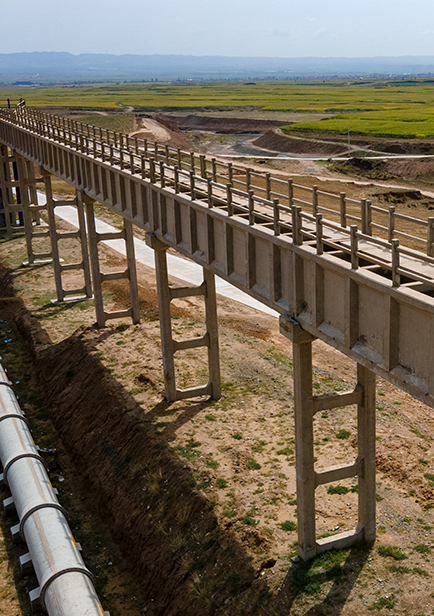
{"left": 331, "top": 156, "right": 434, "bottom": 186}
{"left": 158, "top": 114, "right": 286, "bottom": 135}
{"left": 131, "top": 117, "right": 193, "bottom": 151}
{"left": 370, "top": 187, "right": 434, "bottom": 208}
{"left": 253, "top": 130, "right": 348, "bottom": 156}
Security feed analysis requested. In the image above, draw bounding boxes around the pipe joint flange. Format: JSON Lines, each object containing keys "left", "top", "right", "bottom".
{"left": 41, "top": 567, "right": 94, "bottom": 611}
{"left": 0, "top": 413, "right": 29, "bottom": 427}
{"left": 20, "top": 502, "right": 67, "bottom": 539}
{"left": 3, "top": 453, "right": 45, "bottom": 486}
{"left": 0, "top": 380, "right": 14, "bottom": 392}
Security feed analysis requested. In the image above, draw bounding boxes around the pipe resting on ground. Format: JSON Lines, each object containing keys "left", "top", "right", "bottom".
{"left": 0, "top": 360, "right": 108, "bottom": 615}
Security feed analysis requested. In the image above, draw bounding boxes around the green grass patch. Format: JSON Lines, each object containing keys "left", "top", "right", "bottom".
{"left": 378, "top": 545, "right": 407, "bottom": 560}
{"left": 241, "top": 515, "right": 259, "bottom": 526}
{"left": 327, "top": 485, "right": 349, "bottom": 495}
{"left": 368, "top": 595, "right": 397, "bottom": 611}
{"left": 276, "top": 447, "right": 294, "bottom": 456}
{"left": 280, "top": 520, "right": 297, "bottom": 532}
{"left": 336, "top": 429, "right": 351, "bottom": 440}
{"left": 247, "top": 458, "right": 261, "bottom": 470}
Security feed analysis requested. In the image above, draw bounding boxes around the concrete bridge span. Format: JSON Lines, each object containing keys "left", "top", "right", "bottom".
{"left": 1, "top": 107, "right": 434, "bottom": 561}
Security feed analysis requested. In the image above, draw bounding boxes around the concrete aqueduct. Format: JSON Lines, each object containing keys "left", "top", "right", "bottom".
{"left": 1, "top": 107, "right": 434, "bottom": 564}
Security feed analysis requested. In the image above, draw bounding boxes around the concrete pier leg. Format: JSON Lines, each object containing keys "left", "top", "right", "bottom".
{"left": 154, "top": 245, "right": 177, "bottom": 401}
{"left": 203, "top": 268, "right": 221, "bottom": 400}
{"left": 0, "top": 145, "right": 13, "bottom": 235}
{"left": 293, "top": 335, "right": 317, "bottom": 561}
{"left": 44, "top": 172, "right": 64, "bottom": 301}
{"left": 124, "top": 218, "right": 140, "bottom": 325}
{"left": 85, "top": 199, "right": 106, "bottom": 327}
{"left": 15, "top": 156, "right": 34, "bottom": 263}
{"left": 0, "top": 145, "right": 9, "bottom": 233}
{"left": 75, "top": 191, "right": 93, "bottom": 299}
{"left": 148, "top": 234, "right": 220, "bottom": 402}
{"left": 357, "top": 363, "right": 376, "bottom": 541}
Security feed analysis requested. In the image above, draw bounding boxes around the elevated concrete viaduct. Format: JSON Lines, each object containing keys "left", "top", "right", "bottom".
{"left": 1, "top": 107, "right": 434, "bottom": 560}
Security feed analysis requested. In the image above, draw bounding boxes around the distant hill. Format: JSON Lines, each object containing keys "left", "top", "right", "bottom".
{"left": 2, "top": 52, "right": 434, "bottom": 83}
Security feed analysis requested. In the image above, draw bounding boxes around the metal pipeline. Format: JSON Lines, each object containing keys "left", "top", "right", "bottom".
{"left": 0, "top": 361, "right": 108, "bottom": 615}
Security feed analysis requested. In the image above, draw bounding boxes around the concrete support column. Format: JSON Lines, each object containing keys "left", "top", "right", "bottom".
{"left": 204, "top": 268, "right": 221, "bottom": 400}
{"left": 85, "top": 199, "right": 105, "bottom": 327}
{"left": 0, "top": 145, "right": 10, "bottom": 233}
{"left": 15, "top": 155, "right": 34, "bottom": 263}
{"left": 123, "top": 218, "right": 140, "bottom": 325}
{"left": 75, "top": 191, "right": 95, "bottom": 301}
{"left": 85, "top": 198, "right": 140, "bottom": 327}
{"left": 148, "top": 234, "right": 221, "bottom": 402}
{"left": 154, "top": 244, "right": 177, "bottom": 401}
{"left": 357, "top": 363, "right": 376, "bottom": 541}
{"left": 293, "top": 335, "right": 316, "bottom": 560}
{"left": 44, "top": 172, "right": 64, "bottom": 301}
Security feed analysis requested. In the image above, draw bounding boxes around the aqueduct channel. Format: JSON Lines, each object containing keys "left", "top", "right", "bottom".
{"left": 1, "top": 107, "right": 434, "bottom": 563}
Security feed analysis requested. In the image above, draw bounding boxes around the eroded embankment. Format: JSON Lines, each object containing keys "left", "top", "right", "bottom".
{"left": 3, "top": 269, "right": 271, "bottom": 616}
{"left": 253, "top": 130, "right": 348, "bottom": 156}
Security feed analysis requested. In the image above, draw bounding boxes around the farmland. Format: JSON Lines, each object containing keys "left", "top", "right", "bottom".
{"left": 2, "top": 79, "right": 434, "bottom": 137}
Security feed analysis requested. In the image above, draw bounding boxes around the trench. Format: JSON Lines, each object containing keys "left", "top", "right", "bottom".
{"left": 0, "top": 266, "right": 273, "bottom": 616}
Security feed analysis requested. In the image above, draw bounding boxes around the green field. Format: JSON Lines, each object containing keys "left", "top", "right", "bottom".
{"left": 2, "top": 80, "right": 434, "bottom": 137}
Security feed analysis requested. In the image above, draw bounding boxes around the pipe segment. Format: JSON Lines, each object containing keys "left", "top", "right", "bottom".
{"left": 0, "top": 362, "right": 107, "bottom": 615}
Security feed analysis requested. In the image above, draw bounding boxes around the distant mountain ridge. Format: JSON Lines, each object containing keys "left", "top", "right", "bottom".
{"left": 2, "top": 52, "right": 434, "bottom": 83}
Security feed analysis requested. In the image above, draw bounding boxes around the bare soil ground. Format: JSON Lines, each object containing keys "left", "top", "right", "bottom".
{"left": 131, "top": 117, "right": 193, "bottom": 151}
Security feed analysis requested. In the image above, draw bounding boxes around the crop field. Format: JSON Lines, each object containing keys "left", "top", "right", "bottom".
{"left": 2, "top": 79, "right": 434, "bottom": 137}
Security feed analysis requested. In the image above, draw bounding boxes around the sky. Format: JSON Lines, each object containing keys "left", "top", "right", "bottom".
{"left": 2, "top": 0, "right": 434, "bottom": 58}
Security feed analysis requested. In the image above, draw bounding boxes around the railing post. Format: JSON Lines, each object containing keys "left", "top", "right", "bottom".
{"left": 366, "top": 199, "right": 372, "bottom": 236}
{"left": 248, "top": 190, "right": 254, "bottom": 225}
{"left": 273, "top": 198, "right": 280, "bottom": 236}
{"left": 190, "top": 171, "right": 196, "bottom": 200}
{"left": 312, "top": 185, "right": 318, "bottom": 216}
{"left": 160, "top": 162, "right": 165, "bottom": 188}
{"left": 207, "top": 178, "right": 213, "bottom": 208}
{"left": 391, "top": 239, "right": 400, "bottom": 287}
{"left": 200, "top": 155, "right": 207, "bottom": 178}
{"left": 361, "top": 198, "right": 368, "bottom": 235}
{"left": 288, "top": 178, "right": 294, "bottom": 206}
{"left": 266, "top": 173, "right": 271, "bottom": 200}
{"left": 228, "top": 162, "right": 233, "bottom": 185}
{"left": 211, "top": 158, "right": 217, "bottom": 182}
{"left": 388, "top": 206, "right": 395, "bottom": 243}
{"left": 316, "top": 213, "right": 323, "bottom": 255}
{"left": 190, "top": 151, "right": 195, "bottom": 174}
{"left": 340, "top": 192, "right": 347, "bottom": 227}
{"left": 246, "top": 168, "right": 251, "bottom": 191}
{"left": 177, "top": 148, "right": 182, "bottom": 169}
{"left": 149, "top": 158, "right": 156, "bottom": 183}
{"left": 427, "top": 217, "right": 434, "bottom": 257}
{"left": 292, "top": 205, "right": 302, "bottom": 245}
{"left": 174, "top": 166, "right": 179, "bottom": 194}
{"left": 350, "top": 225, "right": 358, "bottom": 269}
{"left": 227, "top": 183, "right": 233, "bottom": 217}
{"left": 165, "top": 144, "right": 170, "bottom": 165}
